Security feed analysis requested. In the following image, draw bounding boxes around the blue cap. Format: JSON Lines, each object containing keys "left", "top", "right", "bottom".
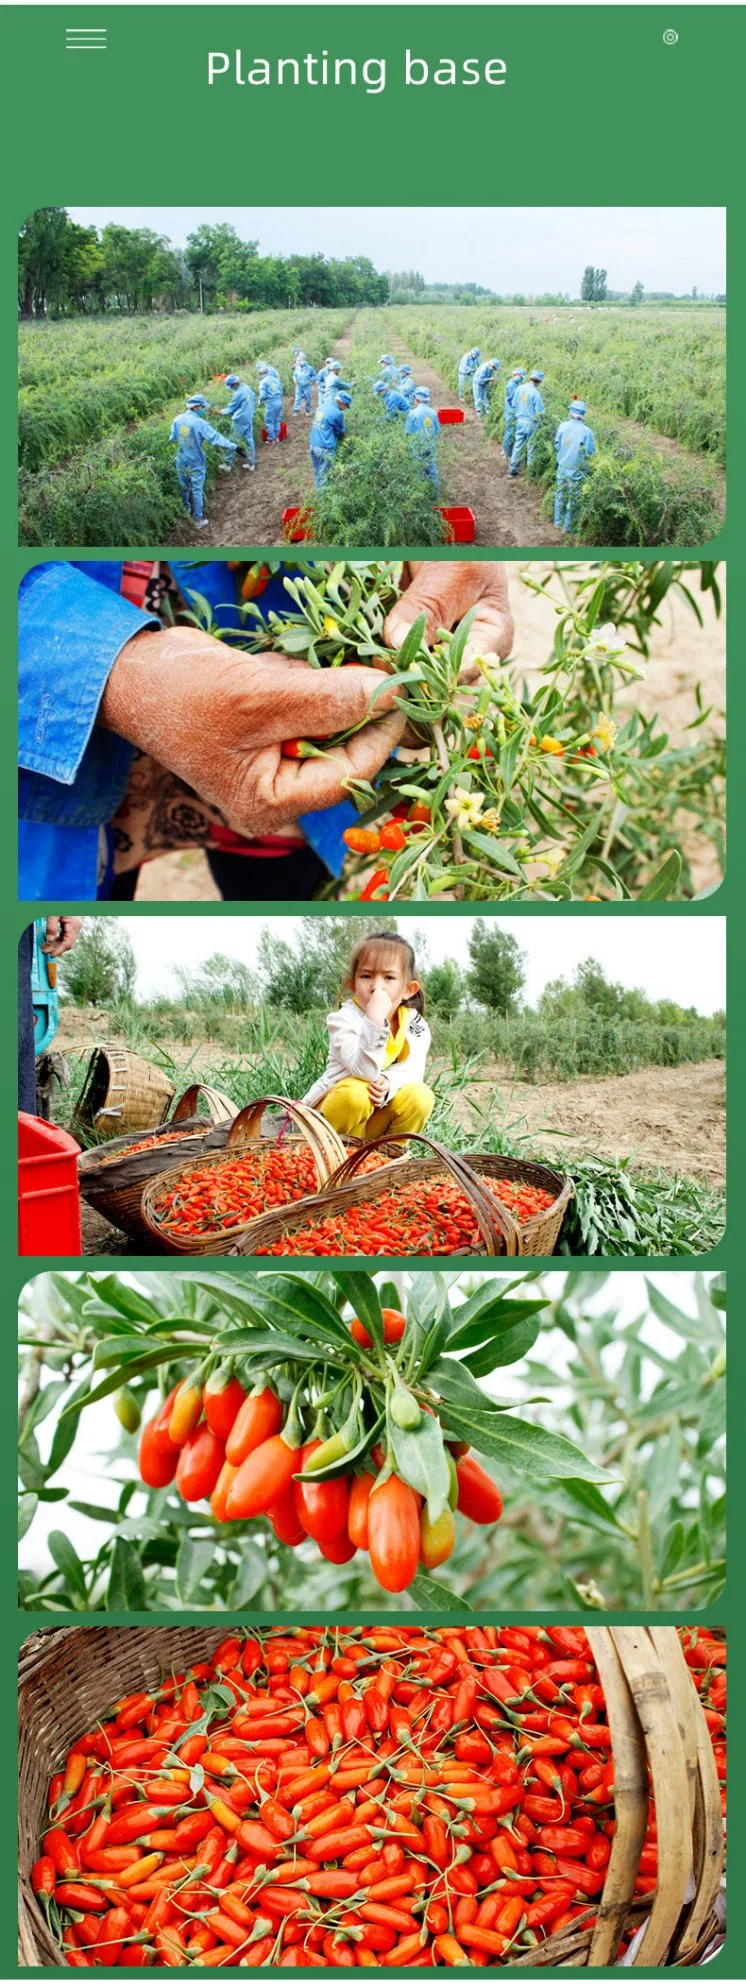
{"left": 569, "top": 399, "right": 587, "bottom": 416}
{"left": 530, "top": 369, "right": 545, "bottom": 382}
{"left": 224, "top": 374, "right": 241, "bottom": 388}
{"left": 337, "top": 391, "right": 352, "bottom": 407}
{"left": 414, "top": 387, "right": 430, "bottom": 403}
{"left": 256, "top": 361, "right": 268, "bottom": 372}
{"left": 380, "top": 355, "right": 394, "bottom": 365}
{"left": 187, "top": 394, "right": 209, "bottom": 410}
{"left": 291, "top": 345, "right": 301, "bottom": 354}
{"left": 373, "top": 381, "right": 387, "bottom": 395}
{"left": 512, "top": 367, "right": 526, "bottom": 379}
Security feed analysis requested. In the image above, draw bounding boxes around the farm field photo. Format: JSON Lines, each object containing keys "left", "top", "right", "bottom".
{"left": 19, "top": 1620, "right": 726, "bottom": 1970}
{"left": 18, "top": 558, "right": 726, "bottom": 906}
{"left": 18, "top": 206, "right": 726, "bottom": 549}
{"left": 20, "top": 913, "right": 726, "bottom": 1261}
{"left": 18, "top": 1268, "right": 725, "bottom": 1615}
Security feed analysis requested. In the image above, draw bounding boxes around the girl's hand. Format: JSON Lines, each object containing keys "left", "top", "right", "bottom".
{"left": 367, "top": 1076, "right": 390, "bottom": 1107}
{"left": 366, "top": 988, "right": 391, "bottom": 1027}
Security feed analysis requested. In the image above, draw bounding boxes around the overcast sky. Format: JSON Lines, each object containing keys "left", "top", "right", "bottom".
{"left": 106, "top": 915, "right": 725, "bottom": 1013}
{"left": 66, "top": 207, "right": 726, "bottom": 295}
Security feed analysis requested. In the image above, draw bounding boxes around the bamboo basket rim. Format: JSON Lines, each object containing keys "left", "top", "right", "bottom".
{"left": 17, "top": 1624, "right": 725, "bottom": 1970}
{"left": 231, "top": 1140, "right": 573, "bottom": 1259}
{"left": 77, "top": 1084, "right": 238, "bottom": 1190}
{"left": 72, "top": 1044, "right": 175, "bottom": 1135}
{"left": 139, "top": 1096, "right": 357, "bottom": 1255}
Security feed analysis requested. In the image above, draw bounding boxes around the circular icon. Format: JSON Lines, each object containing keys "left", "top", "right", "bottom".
{"left": 663, "top": 28, "right": 679, "bottom": 43}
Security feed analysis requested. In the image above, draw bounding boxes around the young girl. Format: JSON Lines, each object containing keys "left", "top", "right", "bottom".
{"left": 303, "top": 933, "right": 435, "bottom": 1142}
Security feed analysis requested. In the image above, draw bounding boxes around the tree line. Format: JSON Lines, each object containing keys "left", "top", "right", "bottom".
{"left": 59, "top": 917, "right": 722, "bottom": 1038}
{"left": 18, "top": 210, "right": 389, "bottom": 318}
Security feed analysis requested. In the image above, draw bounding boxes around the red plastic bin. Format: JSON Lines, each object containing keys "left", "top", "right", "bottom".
{"left": 441, "top": 506, "right": 476, "bottom": 544}
{"left": 18, "top": 1113, "right": 82, "bottom": 1257}
{"left": 262, "top": 420, "right": 288, "bottom": 443}
{"left": 437, "top": 407, "right": 465, "bottom": 425}
{"left": 282, "top": 506, "right": 313, "bottom": 543}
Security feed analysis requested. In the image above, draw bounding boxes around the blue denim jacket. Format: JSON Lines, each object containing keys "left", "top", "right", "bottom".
{"left": 18, "top": 561, "right": 355, "bottom": 901}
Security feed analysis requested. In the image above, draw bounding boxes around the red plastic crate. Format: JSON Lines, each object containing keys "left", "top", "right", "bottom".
{"left": 18, "top": 1113, "right": 82, "bottom": 1257}
{"left": 438, "top": 407, "right": 465, "bottom": 425}
{"left": 262, "top": 420, "right": 288, "bottom": 443}
{"left": 282, "top": 506, "right": 313, "bottom": 543}
{"left": 441, "top": 506, "right": 476, "bottom": 543}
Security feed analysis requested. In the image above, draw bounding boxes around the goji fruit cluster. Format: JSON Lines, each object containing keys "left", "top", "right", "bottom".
{"left": 148, "top": 1146, "right": 388, "bottom": 1242}
{"left": 256, "top": 1174, "right": 556, "bottom": 1256}
{"left": 136, "top": 1309, "right": 503, "bottom": 1593}
{"left": 32, "top": 1622, "right": 726, "bottom": 1969}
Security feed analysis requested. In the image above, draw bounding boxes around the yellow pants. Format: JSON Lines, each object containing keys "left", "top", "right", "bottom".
{"left": 319, "top": 1077, "right": 435, "bottom": 1143}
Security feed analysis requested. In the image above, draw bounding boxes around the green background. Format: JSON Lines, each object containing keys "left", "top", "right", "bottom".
{"left": 6, "top": 2, "right": 739, "bottom": 1975}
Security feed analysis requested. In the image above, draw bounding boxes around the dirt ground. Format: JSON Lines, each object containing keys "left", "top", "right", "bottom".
{"left": 135, "top": 566, "right": 725, "bottom": 900}
{"left": 70, "top": 1038, "right": 725, "bottom": 1255}
{"left": 170, "top": 318, "right": 564, "bottom": 551}
{"left": 445, "top": 1058, "right": 726, "bottom": 1188}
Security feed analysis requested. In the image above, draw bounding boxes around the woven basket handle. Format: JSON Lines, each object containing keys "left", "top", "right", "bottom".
{"left": 170, "top": 1085, "right": 238, "bottom": 1127}
{"left": 327, "top": 1132, "right": 521, "bottom": 1258}
{"left": 225, "top": 1095, "right": 348, "bottom": 1187}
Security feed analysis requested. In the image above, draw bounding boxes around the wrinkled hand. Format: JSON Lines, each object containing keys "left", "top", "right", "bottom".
{"left": 42, "top": 916, "right": 83, "bottom": 957}
{"left": 98, "top": 628, "right": 406, "bottom": 836}
{"left": 383, "top": 561, "right": 514, "bottom": 678}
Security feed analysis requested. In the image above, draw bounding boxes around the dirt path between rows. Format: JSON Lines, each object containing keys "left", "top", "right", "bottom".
{"left": 171, "top": 317, "right": 564, "bottom": 551}
{"left": 72, "top": 1052, "right": 724, "bottom": 1254}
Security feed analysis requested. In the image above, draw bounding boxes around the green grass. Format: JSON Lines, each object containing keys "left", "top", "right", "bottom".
{"left": 18, "top": 308, "right": 352, "bottom": 545}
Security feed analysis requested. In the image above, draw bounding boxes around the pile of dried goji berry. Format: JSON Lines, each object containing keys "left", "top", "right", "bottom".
{"left": 147, "top": 1146, "right": 388, "bottom": 1242}
{"left": 256, "top": 1174, "right": 556, "bottom": 1256}
{"left": 31, "top": 1622, "right": 726, "bottom": 1968}
{"left": 98, "top": 1131, "right": 198, "bottom": 1167}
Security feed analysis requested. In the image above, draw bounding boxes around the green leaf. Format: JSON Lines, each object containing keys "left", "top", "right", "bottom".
{"left": 555, "top": 807, "right": 606, "bottom": 882}
{"left": 636, "top": 851, "right": 682, "bottom": 901}
{"left": 548, "top": 1477, "right": 625, "bottom": 1535}
{"left": 19, "top": 1378, "right": 69, "bottom": 1443}
{"left": 387, "top": 1411, "right": 451, "bottom": 1524}
{"left": 326, "top": 1272, "right": 383, "bottom": 1353}
{"left": 428, "top": 1358, "right": 508, "bottom": 1419}
{"left": 214, "top": 1273, "right": 357, "bottom": 1354}
{"left": 448, "top": 1296, "right": 547, "bottom": 1353}
{"left": 461, "top": 828, "right": 522, "bottom": 876}
{"left": 176, "top": 1536, "right": 216, "bottom": 1603}
{"left": 659, "top": 1519, "right": 685, "bottom": 1581}
{"left": 45, "top": 1381, "right": 91, "bottom": 1478}
{"left": 48, "top": 1530, "right": 88, "bottom": 1604}
{"left": 645, "top": 1280, "right": 718, "bottom": 1345}
{"left": 442, "top": 1404, "right": 614, "bottom": 1483}
{"left": 396, "top": 609, "right": 428, "bottom": 670}
{"left": 295, "top": 1410, "right": 385, "bottom": 1481}
{"left": 18, "top": 1492, "right": 38, "bottom": 1541}
{"left": 408, "top": 1569, "right": 469, "bottom": 1611}
{"left": 85, "top": 1275, "right": 160, "bottom": 1322}
{"left": 230, "top": 1544, "right": 267, "bottom": 1608}
{"left": 107, "top": 1537, "right": 147, "bottom": 1611}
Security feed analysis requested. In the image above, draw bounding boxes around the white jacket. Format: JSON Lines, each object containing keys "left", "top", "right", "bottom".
{"left": 303, "top": 1000, "right": 431, "bottom": 1111}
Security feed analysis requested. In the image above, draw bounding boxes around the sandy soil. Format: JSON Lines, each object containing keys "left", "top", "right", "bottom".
{"left": 133, "top": 565, "right": 725, "bottom": 900}
{"left": 444, "top": 1058, "right": 726, "bottom": 1187}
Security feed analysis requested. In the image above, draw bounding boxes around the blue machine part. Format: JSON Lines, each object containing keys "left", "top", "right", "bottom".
{"left": 31, "top": 918, "right": 59, "bottom": 1055}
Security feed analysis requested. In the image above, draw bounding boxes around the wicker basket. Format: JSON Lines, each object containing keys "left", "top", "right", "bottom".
{"left": 18, "top": 1624, "right": 724, "bottom": 1970}
{"left": 232, "top": 1135, "right": 572, "bottom": 1259}
{"left": 72, "top": 1047, "right": 175, "bottom": 1137}
{"left": 139, "top": 1096, "right": 351, "bottom": 1256}
{"left": 76, "top": 1085, "right": 239, "bottom": 1245}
